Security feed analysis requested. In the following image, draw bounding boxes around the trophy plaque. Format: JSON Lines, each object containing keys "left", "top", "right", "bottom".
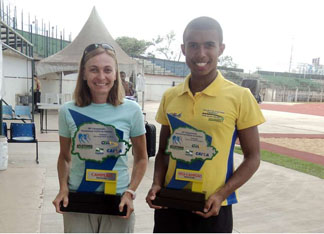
{"left": 60, "top": 110, "right": 131, "bottom": 216}
{"left": 152, "top": 114, "right": 218, "bottom": 212}
{"left": 60, "top": 169, "right": 127, "bottom": 216}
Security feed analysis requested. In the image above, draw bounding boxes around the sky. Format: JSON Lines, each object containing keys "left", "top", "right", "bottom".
{"left": 3, "top": 0, "right": 324, "bottom": 73}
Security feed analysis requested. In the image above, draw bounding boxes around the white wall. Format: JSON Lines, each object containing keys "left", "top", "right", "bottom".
{"left": 2, "top": 52, "right": 32, "bottom": 107}
{"left": 0, "top": 43, "right": 3, "bottom": 99}
{"left": 33, "top": 71, "right": 185, "bottom": 104}
{"left": 39, "top": 72, "right": 77, "bottom": 103}
{"left": 142, "top": 74, "right": 185, "bottom": 102}
{"left": 62, "top": 73, "right": 78, "bottom": 95}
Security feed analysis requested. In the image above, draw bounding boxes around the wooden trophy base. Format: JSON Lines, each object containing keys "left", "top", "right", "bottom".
{"left": 60, "top": 191, "right": 127, "bottom": 216}
{"left": 152, "top": 188, "right": 205, "bottom": 212}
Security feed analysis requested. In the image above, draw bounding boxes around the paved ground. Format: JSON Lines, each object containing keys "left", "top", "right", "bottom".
{"left": 1, "top": 101, "right": 324, "bottom": 233}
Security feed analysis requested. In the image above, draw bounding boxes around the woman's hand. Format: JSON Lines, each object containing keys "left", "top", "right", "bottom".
{"left": 119, "top": 192, "right": 134, "bottom": 218}
{"left": 52, "top": 188, "right": 69, "bottom": 214}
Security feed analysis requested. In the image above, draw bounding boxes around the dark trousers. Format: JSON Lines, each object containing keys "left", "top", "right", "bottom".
{"left": 153, "top": 205, "right": 233, "bottom": 233}
{"left": 34, "top": 91, "right": 41, "bottom": 111}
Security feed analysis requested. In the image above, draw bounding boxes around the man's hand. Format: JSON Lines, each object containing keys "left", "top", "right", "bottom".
{"left": 52, "top": 189, "right": 69, "bottom": 214}
{"left": 145, "top": 184, "right": 163, "bottom": 209}
{"left": 194, "top": 192, "right": 224, "bottom": 218}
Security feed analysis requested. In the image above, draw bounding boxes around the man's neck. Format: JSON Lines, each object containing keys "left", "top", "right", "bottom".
{"left": 189, "top": 70, "right": 218, "bottom": 95}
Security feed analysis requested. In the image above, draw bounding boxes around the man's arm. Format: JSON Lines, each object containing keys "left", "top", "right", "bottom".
{"left": 146, "top": 125, "right": 170, "bottom": 208}
{"left": 196, "top": 125, "right": 261, "bottom": 217}
{"left": 128, "top": 82, "right": 135, "bottom": 96}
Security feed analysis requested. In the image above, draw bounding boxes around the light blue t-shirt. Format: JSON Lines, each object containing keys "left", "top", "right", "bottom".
{"left": 59, "top": 99, "right": 145, "bottom": 194}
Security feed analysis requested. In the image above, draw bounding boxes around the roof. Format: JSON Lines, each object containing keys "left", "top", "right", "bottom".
{"left": 36, "top": 7, "right": 135, "bottom": 76}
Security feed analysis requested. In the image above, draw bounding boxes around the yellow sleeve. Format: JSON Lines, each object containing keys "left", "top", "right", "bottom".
{"left": 237, "top": 88, "right": 266, "bottom": 130}
{"left": 155, "top": 93, "right": 169, "bottom": 126}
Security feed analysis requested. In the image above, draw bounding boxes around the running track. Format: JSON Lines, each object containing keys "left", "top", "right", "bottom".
{"left": 241, "top": 103, "right": 324, "bottom": 165}
{"left": 260, "top": 102, "right": 324, "bottom": 117}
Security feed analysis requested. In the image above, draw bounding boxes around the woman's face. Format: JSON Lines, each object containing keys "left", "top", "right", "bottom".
{"left": 84, "top": 52, "right": 117, "bottom": 103}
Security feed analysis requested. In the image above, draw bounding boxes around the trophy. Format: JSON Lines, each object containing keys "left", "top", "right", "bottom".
{"left": 60, "top": 110, "right": 131, "bottom": 216}
{"left": 60, "top": 169, "right": 127, "bottom": 216}
{"left": 152, "top": 114, "right": 218, "bottom": 212}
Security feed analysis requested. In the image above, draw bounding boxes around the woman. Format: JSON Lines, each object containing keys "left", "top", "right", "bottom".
{"left": 52, "top": 43, "right": 148, "bottom": 233}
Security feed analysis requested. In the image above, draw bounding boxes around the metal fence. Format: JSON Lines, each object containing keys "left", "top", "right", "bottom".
{"left": 261, "top": 87, "right": 324, "bottom": 102}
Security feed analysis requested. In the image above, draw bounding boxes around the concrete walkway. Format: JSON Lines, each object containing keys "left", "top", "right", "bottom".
{"left": 0, "top": 101, "right": 324, "bottom": 233}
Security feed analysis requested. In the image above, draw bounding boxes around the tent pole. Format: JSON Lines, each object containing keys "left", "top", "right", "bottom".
{"left": 60, "top": 72, "right": 63, "bottom": 94}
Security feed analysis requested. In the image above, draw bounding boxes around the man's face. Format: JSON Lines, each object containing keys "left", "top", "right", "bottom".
{"left": 120, "top": 72, "right": 126, "bottom": 80}
{"left": 181, "top": 29, "right": 225, "bottom": 78}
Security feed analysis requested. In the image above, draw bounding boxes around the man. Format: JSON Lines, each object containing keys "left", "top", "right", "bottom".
{"left": 120, "top": 71, "right": 135, "bottom": 96}
{"left": 146, "top": 16, "right": 265, "bottom": 232}
{"left": 33, "top": 74, "right": 41, "bottom": 112}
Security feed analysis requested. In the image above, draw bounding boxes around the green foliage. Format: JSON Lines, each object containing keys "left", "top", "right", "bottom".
{"left": 219, "top": 56, "right": 237, "bottom": 68}
{"left": 151, "top": 31, "right": 182, "bottom": 61}
{"left": 234, "top": 146, "right": 324, "bottom": 179}
{"left": 115, "top": 36, "right": 153, "bottom": 56}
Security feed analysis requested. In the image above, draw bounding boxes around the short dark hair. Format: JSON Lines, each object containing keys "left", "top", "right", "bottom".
{"left": 183, "top": 16, "right": 223, "bottom": 44}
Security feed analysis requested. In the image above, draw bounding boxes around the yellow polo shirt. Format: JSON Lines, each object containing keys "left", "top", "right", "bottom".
{"left": 156, "top": 71, "right": 265, "bottom": 205}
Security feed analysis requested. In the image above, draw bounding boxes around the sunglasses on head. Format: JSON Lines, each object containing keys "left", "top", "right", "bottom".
{"left": 83, "top": 43, "right": 115, "bottom": 56}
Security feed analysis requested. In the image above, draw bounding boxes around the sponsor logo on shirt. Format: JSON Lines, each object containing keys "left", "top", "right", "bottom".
{"left": 202, "top": 109, "right": 224, "bottom": 122}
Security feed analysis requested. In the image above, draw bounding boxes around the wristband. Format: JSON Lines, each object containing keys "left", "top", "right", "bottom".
{"left": 125, "top": 189, "right": 136, "bottom": 200}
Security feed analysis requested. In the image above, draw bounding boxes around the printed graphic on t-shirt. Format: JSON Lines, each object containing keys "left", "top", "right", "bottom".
{"left": 72, "top": 122, "right": 131, "bottom": 163}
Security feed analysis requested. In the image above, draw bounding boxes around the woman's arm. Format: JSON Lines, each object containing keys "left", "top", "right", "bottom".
{"left": 119, "top": 134, "right": 148, "bottom": 218}
{"left": 52, "top": 136, "right": 72, "bottom": 214}
{"left": 129, "top": 134, "right": 148, "bottom": 191}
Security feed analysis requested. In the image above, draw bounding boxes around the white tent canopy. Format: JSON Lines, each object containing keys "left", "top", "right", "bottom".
{"left": 36, "top": 7, "right": 136, "bottom": 76}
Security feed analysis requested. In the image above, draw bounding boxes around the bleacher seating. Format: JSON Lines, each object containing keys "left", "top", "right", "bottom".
{"left": 14, "top": 105, "right": 32, "bottom": 121}
{"left": 2, "top": 104, "right": 32, "bottom": 123}
{"left": 142, "top": 57, "right": 190, "bottom": 77}
{"left": 138, "top": 56, "right": 241, "bottom": 77}
{"left": 2, "top": 105, "right": 13, "bottom": 120}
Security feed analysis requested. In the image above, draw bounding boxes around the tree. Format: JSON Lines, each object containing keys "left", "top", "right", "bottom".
{"left": 218, "top": 56, "right": 237, "bottom": 68}
{"left": 115, "top": 36, "right": 152, "bottom": 57}
{"left": 150, "top": 31, "right": 182, "bottom": 61}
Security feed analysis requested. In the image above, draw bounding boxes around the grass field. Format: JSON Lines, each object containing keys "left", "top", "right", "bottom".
{"left": 234, "top": 146, "right": 324, "bottom": 179}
